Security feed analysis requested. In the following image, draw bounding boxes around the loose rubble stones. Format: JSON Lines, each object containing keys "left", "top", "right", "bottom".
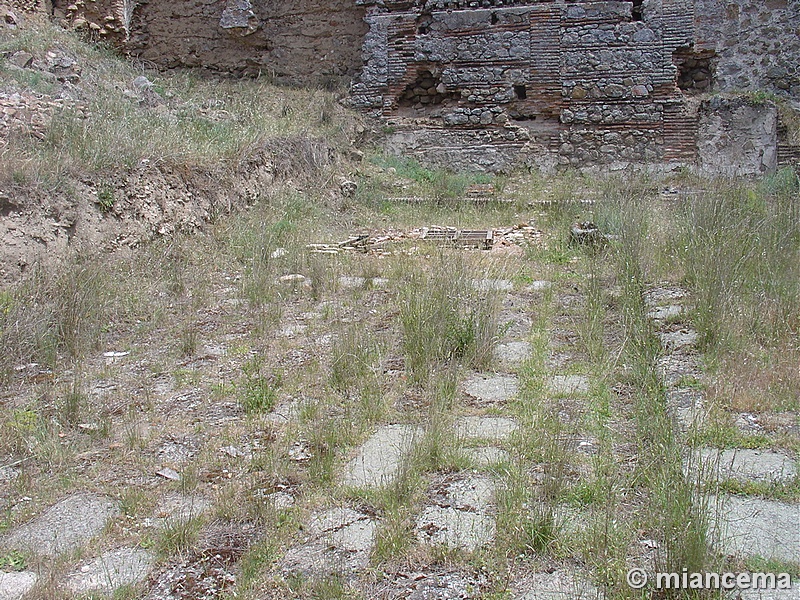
{"left": 1, "top": 493, "right": 119, "bottom": 557}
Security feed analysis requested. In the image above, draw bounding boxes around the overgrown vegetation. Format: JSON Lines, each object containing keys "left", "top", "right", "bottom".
{"left": 0, "top": 18, "right": 358, "bottom": 186}
{"left": 0, "top": 16, "right": 797, "bottom": 600}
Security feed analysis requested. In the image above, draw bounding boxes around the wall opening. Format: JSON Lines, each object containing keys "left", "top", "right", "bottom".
{"left": 398, "top": 69, "right": 458, "bottom": 109}
{"left": 491, "top": 12, "right": 499, "bottom": 25}
{"left": 513, "top": 84, "right": 527, "bottom": 99}
{"left": 674, "top": 48, "right": 716, "bottom": 94}
{"left": 631, "top": 0, "right": 643, "bottom": 21}
{"left": 416, "top": 14, "right": 432, "bottom": 35}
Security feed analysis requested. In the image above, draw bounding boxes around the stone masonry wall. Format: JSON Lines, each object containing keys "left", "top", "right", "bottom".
{"left": 16, "top": 0, "right": 800, "bottom": 172}
{"left": 49, "top": 0, "right": 368, "bottom": 86}
{"left": 695, "top": 0, "right": 800, "bottom": 98}
{"left": 353, "top": 0, "right": 799, "bottom": 172}
{"left": 352, "top": 0, "right": 696, "bottom": 171}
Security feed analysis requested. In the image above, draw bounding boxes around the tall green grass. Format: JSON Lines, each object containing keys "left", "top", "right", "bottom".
{"left": 398, "top": 252, "right": 499, "bottom": 384}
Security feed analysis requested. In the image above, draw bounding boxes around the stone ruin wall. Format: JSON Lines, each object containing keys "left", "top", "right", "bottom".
{"left": 351, "top": 0, "right": 800, "bottom": 174}
{"left": 43, "top": 0, "right": 368, "bottom": 86}
{"left": 13, "top": 0, "right": 800, "bottom": 173}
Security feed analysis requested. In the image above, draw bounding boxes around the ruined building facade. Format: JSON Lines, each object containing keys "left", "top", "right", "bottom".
{"left": 350, "top": 0, "right": 799, "bottom": 174}
{"left": 16, "top": 0, "right": 800, "bottom": 174}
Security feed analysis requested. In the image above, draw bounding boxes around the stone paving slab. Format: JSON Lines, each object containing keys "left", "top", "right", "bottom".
{"left": 463, "top": 447, "right": 510, "bottom": 467}
{"left": 493, "top": 341, "right": 531, "bottom": 366}
{"left": 657, "top": 354, "right": 702, "bottom": 387}
{"left": 456, "top": 416, "right": 518, "bottom": 442}
{"left": 416, "top": 507, "right": 495, "bottom": 552}
{"left": 2, "top": 493, "right": 119, "bottom": 557}
{"left": 463, "top": 374, "right": 519, "bottom": 405}
{"left": 0, "top": 571, "right": 37, "bottom": 600}
{"left": 384, "top": 570, "right": 488, "bottom": 599}
{"left": 696, "top": 448, "right": 797, "bottom": 483}
{"left": 739, "top": 583, "right": 800, "bottom": 600}
{"left": 342, "top": 424, "right": 420, "bottom": 489}
{"left": 405, "top": 571, "right": 487, "bottom": 599}
{"left": 416, "top": 475, "right": 496, "bottom": 551}
{"left": 644, "top": 286, "right": 687, "bottom": 307}
{"left": 711, "top": 495, "right": 800, "bottom": 563}
{"left": 338, "top": 276, "right": 389, "bottom": 289}
{"left": 547, "top": 375, "right": 590, "bottom": 396}
{"left": 526, "top": 281, "right": 552, "bottom": 293}
{"left": 472, "top": 279, "right": 513, "bottom": 292}
{"left": 647, "top": 305, "right": 683, "bottom": 321}
{"left": 280, "top": 507, "right": 376, "bottom": 577}
{"left": 513, "top": 570, "right": 603, "bottom": 600}
{"left": 67, "top": 547, "right": 155, "bottom": 596}
{"left": 658, "top": 329, "right": 699, "bottom": 350}
{"left": 338, "top": 276, "right": 366, "bottom": 289}
{"left": 153, "top": 493, "right": 211, "bottom": 523}
{"left": 666, "top": 387, "right": 706, "bottom": 429}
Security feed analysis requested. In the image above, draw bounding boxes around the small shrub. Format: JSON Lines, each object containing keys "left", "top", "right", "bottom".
{"left": 157, "top": 515, "right": 203, "bottom": 558}
{"left": 96, "top": 185, "right": 115, "bottom": 213}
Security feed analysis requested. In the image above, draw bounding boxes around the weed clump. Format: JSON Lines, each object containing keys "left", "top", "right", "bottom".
{"left": 398, "top": 253, "right": 499, "bottom": 384}
{"left": 240, "top": 357, "right": 281, "bottom": 415}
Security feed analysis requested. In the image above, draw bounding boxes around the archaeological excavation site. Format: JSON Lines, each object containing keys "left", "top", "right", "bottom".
{"left": 0, "top": 1, "right": 798, "bottom": 599}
